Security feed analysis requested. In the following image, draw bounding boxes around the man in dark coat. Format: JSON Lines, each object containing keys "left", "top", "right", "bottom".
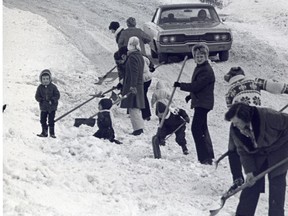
{"left": 225, "top": 103, "right": 288, "bottom": 216}
{"left": 120, "top": 36, "right": 145, "bottom": 136}
{"left": 35, "top": 69, "right": 60, "bottom": 138}
{"left": 174, "top": 43, "right": 215, "bottom": 164}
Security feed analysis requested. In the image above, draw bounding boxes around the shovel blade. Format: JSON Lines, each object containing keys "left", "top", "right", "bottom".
{"left": 74, "top": 118, "right": 96, "bottom": 127}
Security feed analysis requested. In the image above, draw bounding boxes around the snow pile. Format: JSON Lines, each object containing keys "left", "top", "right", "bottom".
{"left": 3, "top": 0, "right": 288, "bottom": 215}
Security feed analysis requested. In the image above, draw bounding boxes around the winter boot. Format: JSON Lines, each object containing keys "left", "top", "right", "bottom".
{"left": 49, "top": 127, "right": 56, "bottom": 138}
{"left": 181, "top": 145, "right": 189, "bottom": 155}
{"left": 37, "top": 126, "right": 48, "bottom": 137}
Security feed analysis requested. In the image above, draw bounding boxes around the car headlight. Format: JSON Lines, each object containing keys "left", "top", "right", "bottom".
{"left": 170, "top": 36, "right": 176, "bottom": 43}
{"left": 221, "top": 34, "right": 228, "bottom": 40}
{"left": 214, "top": 34, "right": 220, "bottom": 41}
{"left": 162, "top": 36, "right": 169, "bottom": 43}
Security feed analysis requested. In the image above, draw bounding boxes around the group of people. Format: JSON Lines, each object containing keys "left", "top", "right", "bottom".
{"left": 34, "top": 16, "right": 288, "bottom": 216}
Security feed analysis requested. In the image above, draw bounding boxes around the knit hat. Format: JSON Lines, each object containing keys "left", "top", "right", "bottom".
{"left": 109, "top": 21, "right": 120, "bottom": 31}
{"left": 156, "top": 101, "right": 166, "bottom": 114}
{"left": 99, "top": 98, "right": 113, "bottom": 110}
{"left": 127, "top": 36, "right": 141, "bottom": 51}
{"left": 39, "top": 69, "right": 52, "bottom": 82}
{"left": 126, "top": 17, "right": 136, "bottom": 27}
{"left": 224, "top": 67, "right": 245, "bottom": 82}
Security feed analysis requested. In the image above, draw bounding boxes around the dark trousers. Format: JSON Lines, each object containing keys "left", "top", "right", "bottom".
{"left": 40, "top": 110, "right": 55, "bottom": 128}
{"left": 236, "top": 163, "right": 287, "bottom": 216}
{"left": 159, "top": 124, "right": 187, "bottom": 147}
{"left": 191, "top": 107, "right": 214, "bottom": 163}
{"left": 141, "top": 80, "right": 152, "bottom": 120}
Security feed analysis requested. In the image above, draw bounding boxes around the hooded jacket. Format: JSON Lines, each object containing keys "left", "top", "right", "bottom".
{"left": 35, "top": 70, "right": 60, "bottom": 112}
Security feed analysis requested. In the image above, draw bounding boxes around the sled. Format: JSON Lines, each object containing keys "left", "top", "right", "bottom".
{"left": 152, "top": 56, "right": 188, "bottom": 159}
{"left": 209, "top": 157, "right": 288, "bottom": 216}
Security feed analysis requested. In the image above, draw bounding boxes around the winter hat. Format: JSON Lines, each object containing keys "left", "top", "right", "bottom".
{"left": 109, "top": 21, "right": 120, "bottom": 31}
{"left": 224, "top": 67, "right": 245, "bottom": 82}
{"left": 39, "top": 69, "right": 52, "bottom": 82}
{"left": 156, "top": 101, "right": 167, "bottom": 114}
{"left": 99, "top": 98, "right": 113, "bottom": 110}
{"left": 127, "top": 36, "right": 141, "bottom": 51}
{"left": 126, "top": 17, "right": 136, "bottom": 27}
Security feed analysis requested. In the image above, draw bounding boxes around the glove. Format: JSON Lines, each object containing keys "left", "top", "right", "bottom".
{"left": 130, "top": 87, "right": 137, "bottom": 94}
{"left": 116, "top": 83, "right": 123, "bottom": 90}
{"left": 173, "top": 82, "right": 181, "bottom": 88}
{"left": 149, "top": 66, "right": 155, "bottom": 72}
{"left": 184, "top": 117, "right": 190, "bottom": 123}
{"left": 185, "top": 95, "right": 191, "bottom": 103}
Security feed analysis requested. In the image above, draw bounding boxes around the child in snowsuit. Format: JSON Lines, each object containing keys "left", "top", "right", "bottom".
{"left": 156, "top": 101, "right": 190, "bottom": 155}
{"left": 35, "top": 69, "right": 60, "bottom": 138}
{"left": 93, "top": 98, "right": 121, "bottom": 144}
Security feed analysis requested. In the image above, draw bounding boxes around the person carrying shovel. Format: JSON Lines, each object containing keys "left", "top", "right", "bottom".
{"left": 225, "top": 102, "right": 288, "bottom": 216}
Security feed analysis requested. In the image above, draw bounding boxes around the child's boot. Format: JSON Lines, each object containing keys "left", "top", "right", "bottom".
{"left": 37, "top": 126, "right": 48, "bottom": 137}
{"left": 49, "top": 127, "right": 56, "bottom": 138}
{"left": 181, "top": 145, "right": 189, "bottom": 155}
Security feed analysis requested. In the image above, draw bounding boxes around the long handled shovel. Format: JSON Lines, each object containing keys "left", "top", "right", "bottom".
{"left": 73, "top": 92, "right": 131, "bottom": 127}
{"left": 152, "top": 56, "right": 188, "bottom": 159}
{"left": 209, "top": 157, "right": 288, "bottom": 216}
{"left": 94, "top": 66, "right": 117, "bottom": 85}
{"left": 54, "top": 86, "right": 117, "bottom": 123}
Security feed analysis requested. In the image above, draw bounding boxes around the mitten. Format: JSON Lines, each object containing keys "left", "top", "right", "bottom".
{"left": 173, "top": 82, "right": 181, "bottom": 88}
{"left": 116, "top": 83, "right": 123, "bottom": 90}
{"left": 185, "top": 95, "right": 191, "bottom": 103}
{"left": 149, "top": 66, "right": 155, "bottom": 72}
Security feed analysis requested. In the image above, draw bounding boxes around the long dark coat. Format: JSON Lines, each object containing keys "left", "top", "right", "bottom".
{"left": 231, "top": 107, "right": 288, "bottom": 178}
{"left": 179, "top": 61, "right": 215, "bottom": 110}
{"left": 120, "top": 50, "right": 145, "bottom": 109}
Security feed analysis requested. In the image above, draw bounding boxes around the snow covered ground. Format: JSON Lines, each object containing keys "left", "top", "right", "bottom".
{"left": 3, "top": 0, "right": 288, "bottom": 215}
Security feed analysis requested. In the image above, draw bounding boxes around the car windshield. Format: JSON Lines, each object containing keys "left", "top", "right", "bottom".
{"left": 159, "top": 7, "right": 220, "bottom": 24}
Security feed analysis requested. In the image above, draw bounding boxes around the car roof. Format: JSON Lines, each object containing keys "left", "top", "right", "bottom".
{"left": 158, "top": 3, "right": 214, "bottom": 9}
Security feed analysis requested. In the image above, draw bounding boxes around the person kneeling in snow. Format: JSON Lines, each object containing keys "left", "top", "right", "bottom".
{"left": 93, "top": 98, "right": 121, "bottom": 144}
{"left": 156, "top": 101, "right": 190, "bottom": 155}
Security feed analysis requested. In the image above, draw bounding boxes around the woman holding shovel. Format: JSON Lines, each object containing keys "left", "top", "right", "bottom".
{"left": 173, "top": 43, "right": 215, "bottom": 165}
{"left": 225, "top": 103, "right": 288, "bottom": 216}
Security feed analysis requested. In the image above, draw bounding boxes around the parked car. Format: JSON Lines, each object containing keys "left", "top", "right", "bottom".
{"left": 143, "top": 4, "right": 233, "bottom": 63}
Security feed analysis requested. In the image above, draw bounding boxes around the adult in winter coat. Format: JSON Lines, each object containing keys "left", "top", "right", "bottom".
{"left": 35, "top": 69, "right": 60, "bottom": 138}
{"left": 224, "top": 66, "right": 288, "bottom": 192}
{"left": 156, "top": 101, "right": 190, "bottom": 155}
{"left": 93, "top": 98, "right": 121, "bottom": 144}
{"left": 108, "top": 21, "right": 125, "bottom": 47}
{"left": 120, "top": 36, "right": 145, "bottom": 136}
{"left": 118, "top": 17, "right": 151, "bottom": 55}
{"left": 174, "top": 43, "right": 215, "bottom": 165}
{"left": 225, "top": 103, "right": 288, "bottom": 216}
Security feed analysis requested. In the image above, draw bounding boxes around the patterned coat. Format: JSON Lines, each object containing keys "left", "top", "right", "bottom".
{"left": 120, "top": 50, "right": 145, "bottom": 109}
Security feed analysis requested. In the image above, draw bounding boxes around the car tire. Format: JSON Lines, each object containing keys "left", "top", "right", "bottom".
{"left": 150, "top": 49, "right": 158, "bottom": 58}
{"left": 158, "top": 53, "right": 168, "bottom": 63}
{"left": 219, "top": 51, "right": 229, "bottom": 61}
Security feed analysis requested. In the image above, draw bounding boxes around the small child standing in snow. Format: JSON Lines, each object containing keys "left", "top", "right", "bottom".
{"left": 155, "top": 101, "right": 190, "bottom": 155}
{"left": 35, "top": 69, "right": 60, "bottom": 138}
{"left": 93, "top": 98, "right": 121, "bottom": 144}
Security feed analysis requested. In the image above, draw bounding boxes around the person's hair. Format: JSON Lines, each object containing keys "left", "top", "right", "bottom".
{"left": 224, "top": 66, "right": 245, "bottom": 82}
{"left": 225, "top": 103, "right": 254, "bottom": 123}
{"left": 192, "top": 43, "right": 209, "bottom": 57}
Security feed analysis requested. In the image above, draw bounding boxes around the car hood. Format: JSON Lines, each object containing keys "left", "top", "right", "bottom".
{"left": 158, "top": 22, "right": 230, "bottom": 34}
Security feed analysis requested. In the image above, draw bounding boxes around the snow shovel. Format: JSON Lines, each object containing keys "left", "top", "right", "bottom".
{"left": 94, "top": 65, "right": 117, "bottom": 85}
{"left": 54, "top": 86, "right": 117, "bottom": 123}
{"left": 209, "top": 157, "right": 288, "bottom": 216}
{"left": 152, "top": 56, "right": 188, "bottom": 159}
{"left": 73, "top": 92, "right": 131, "bottom": 127}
